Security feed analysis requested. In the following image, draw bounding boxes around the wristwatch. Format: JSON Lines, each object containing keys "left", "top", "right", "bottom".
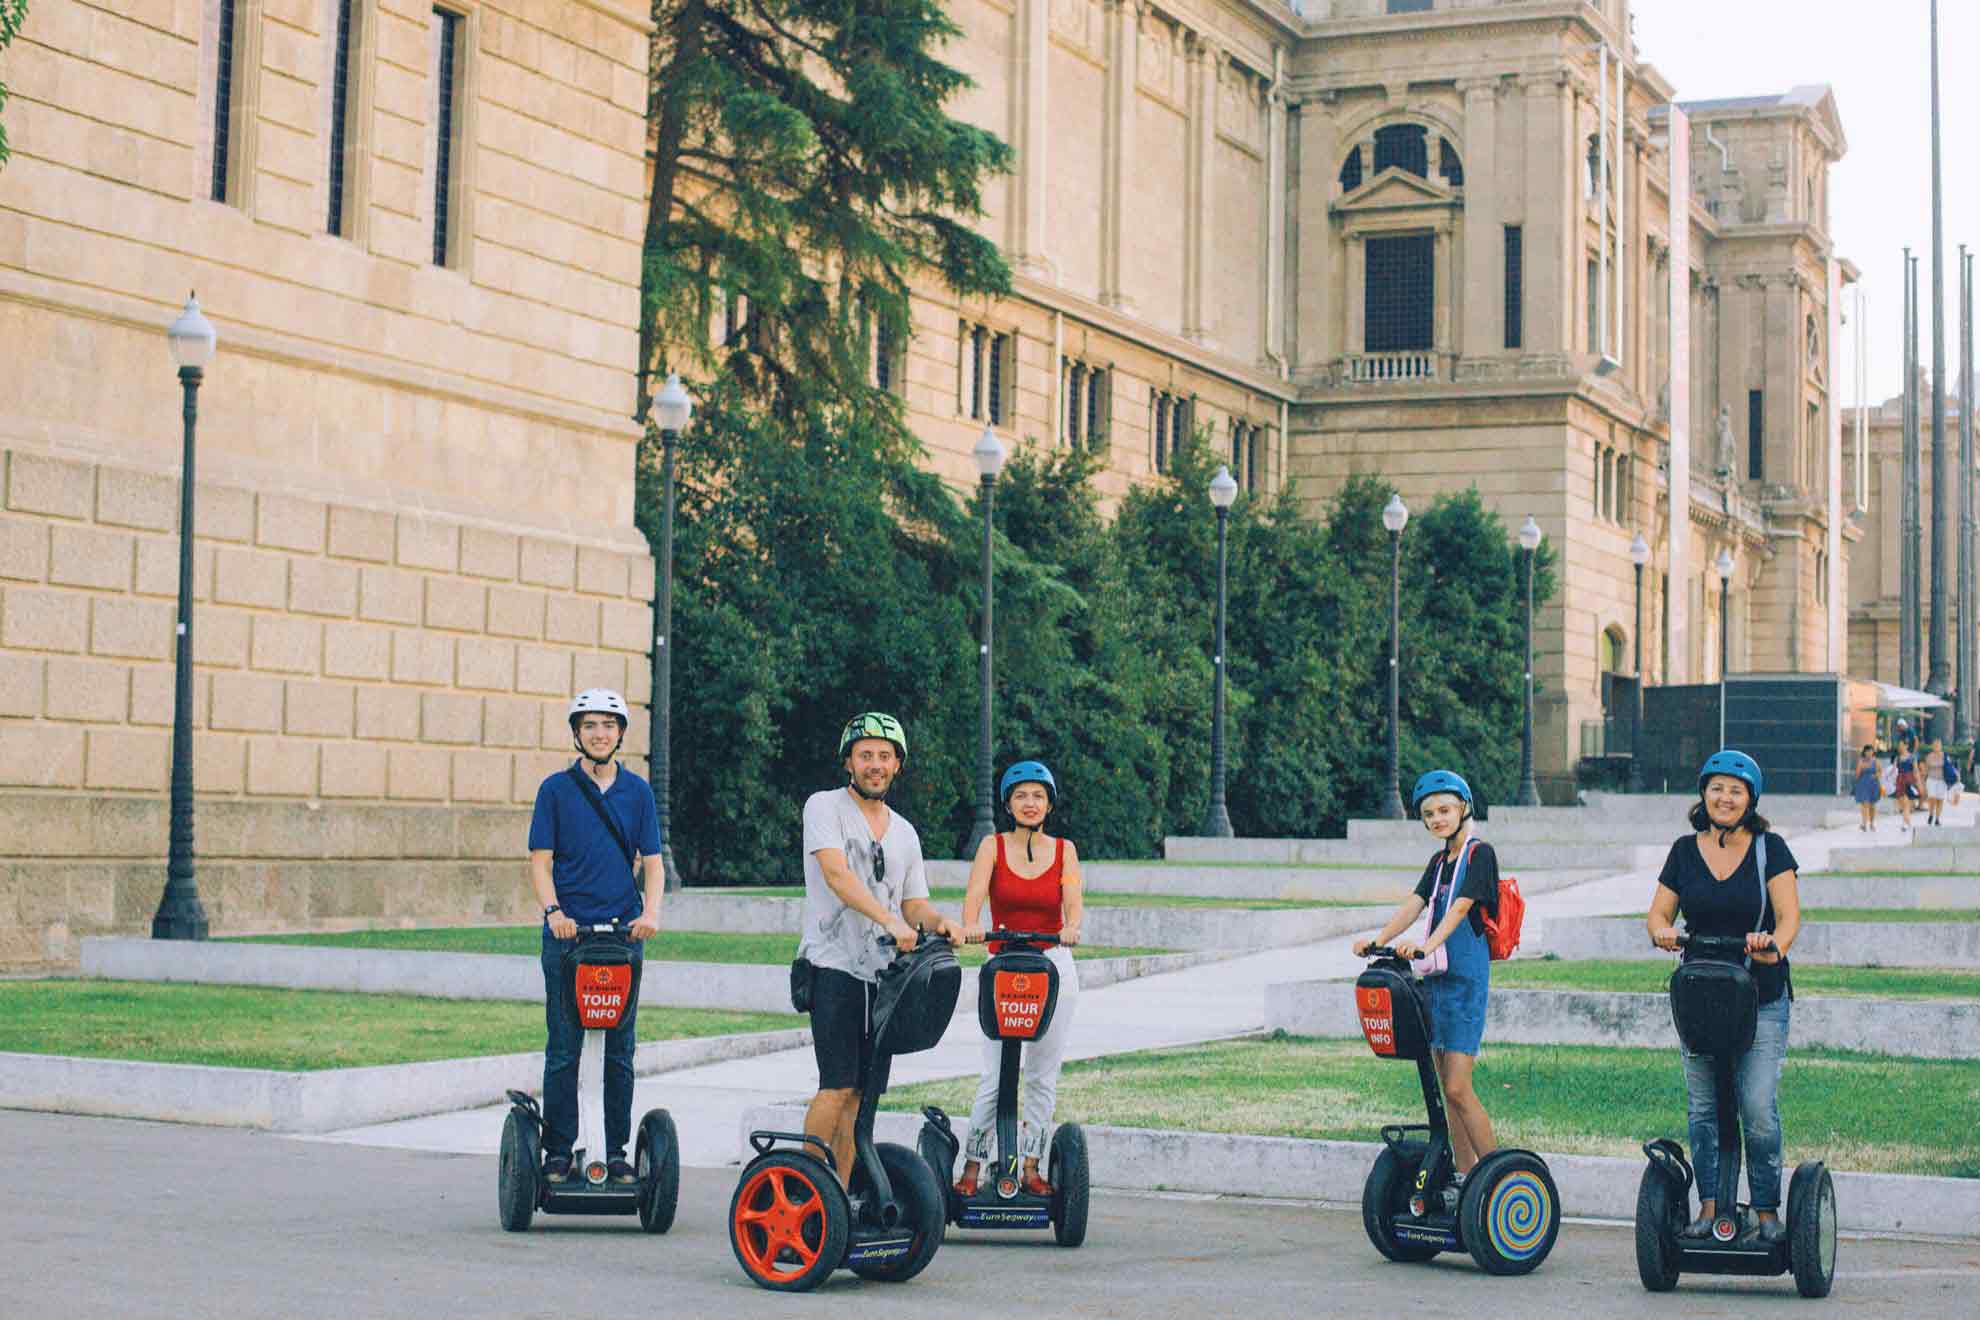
{"left": 543, "top": 904, "right": 561, "bottom": 918}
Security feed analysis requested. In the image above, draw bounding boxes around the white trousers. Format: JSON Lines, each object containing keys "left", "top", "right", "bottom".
{"left": 965, "top": 945, "right": 1078, "bottom": 1161}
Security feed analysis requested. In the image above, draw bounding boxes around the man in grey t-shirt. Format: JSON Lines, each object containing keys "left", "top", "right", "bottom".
{"left": 800, "top": 712, "right": 958, "bottom": 1183}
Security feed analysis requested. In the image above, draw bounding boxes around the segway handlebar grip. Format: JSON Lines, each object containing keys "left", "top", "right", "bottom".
{"left": 1363, "top": 945, "right": 1400, "bottom": 959}
{"left": 1673, "top": 933, "right": 1753, "bottom": 957}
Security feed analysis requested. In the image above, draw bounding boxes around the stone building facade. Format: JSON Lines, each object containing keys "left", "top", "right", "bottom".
{"left": 1, "top": 0, "right": 655, "bottom": 963}
{"left": 917, "top": 0, "right": 1855, "bottom": 791}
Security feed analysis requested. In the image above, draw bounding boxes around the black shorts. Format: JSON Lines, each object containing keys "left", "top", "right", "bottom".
{"left": 809, "top": 966, "right": 874, "bottom": 1091}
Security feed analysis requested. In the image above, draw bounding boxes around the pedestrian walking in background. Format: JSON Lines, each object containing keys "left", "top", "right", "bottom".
{"left": 1850, "top": 745, "right": 1881, "bottom": 832}
{"left": 1893, "top": 744, "right": 1920, "bottom": 831}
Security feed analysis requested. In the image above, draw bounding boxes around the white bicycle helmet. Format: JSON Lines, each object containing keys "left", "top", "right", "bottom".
{"left": 568, "top": 688, "right": 630, "bottom": 728}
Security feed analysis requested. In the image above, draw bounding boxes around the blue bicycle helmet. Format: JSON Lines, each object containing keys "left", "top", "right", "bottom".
{"left": 1410, "top": 770, "right": 1473, "bottom": 815}
{"left": 1698, "top": 749, "right": 1762, "bottom": 800}
{"left": 999, "top": 760, "right": 1058, "bottom": 806}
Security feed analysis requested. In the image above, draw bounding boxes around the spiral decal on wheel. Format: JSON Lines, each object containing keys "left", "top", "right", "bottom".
{"left": 1486, "top": 1172, "right": 1553, "bottom": 1259}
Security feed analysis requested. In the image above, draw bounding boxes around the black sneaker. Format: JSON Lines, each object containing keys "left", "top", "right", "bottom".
{"left": 1757, "top": 1216, "right": 1787, "bottom": 1244}
{"left": 543, "top": 1153, "right": 573, "bottom": 1183}
{"left": 608, "top": 1158, "right": 636, "bottom": 1185}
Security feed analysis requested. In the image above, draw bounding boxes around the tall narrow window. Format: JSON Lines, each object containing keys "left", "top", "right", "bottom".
{"left": 1064, "top": 360, "right": 1085, "bottom": 446}
{"left": 432, "top": 7, "right": 463, "bottom": 267}
{"left": 1153, "top": 396, "right": 1171, "bottom": 473}
{"left": 1365, "top": 234, "right": 1434, "bottom": 353}
{"left": 1085, "top": 369, "right": 1107, "bottom": 451}
{"left": 1503, "top": 226, "right": 1523, "bottom": 349}
{"left": 212, "top": 0, "right": 240, "bottom": 202}
{"left": 328, "top": 0, "right": 359, "bottom": 234}
{"left": 1747, "top": 389, "right": 1765, "bottom": 482}
{"left": 969, "top": 325, "right": 986, "bottom": 418}
{"left": 1437, "top": 139, "right": 1463, "bottom": 188}
{"left": 1586, "top": 257, "right": 1600, "bottom": 355}
{"left": 987, "top": 332, "right": 1007, "bottom": 426}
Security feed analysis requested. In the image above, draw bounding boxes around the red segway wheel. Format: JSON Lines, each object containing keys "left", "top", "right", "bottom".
{"left": 729, "top": 1151, "right": 850, "bottom": 1292}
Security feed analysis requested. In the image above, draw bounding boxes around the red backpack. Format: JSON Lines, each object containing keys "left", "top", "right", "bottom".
{"left": 1483, "top": 874, "right": 1525, "bottom": 960}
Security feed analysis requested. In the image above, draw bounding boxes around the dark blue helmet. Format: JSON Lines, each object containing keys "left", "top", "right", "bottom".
{"left": 999, "top": 760, "right": 1058, "bottom": 806}
{"left": 1410, "top": 770, "right": 1473, "bottom": 815}
{"left": 1699, "top": 749, "right": 1762, "bottom": 800}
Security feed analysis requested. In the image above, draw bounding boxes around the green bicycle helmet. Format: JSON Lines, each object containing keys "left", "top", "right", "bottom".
{"left": 838, "top": 712, "right": 907, "bottom": 762}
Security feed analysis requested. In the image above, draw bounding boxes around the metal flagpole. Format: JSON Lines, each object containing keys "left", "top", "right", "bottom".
{"left": 1928, "top": 0, "right": 1952, "bottom": 730}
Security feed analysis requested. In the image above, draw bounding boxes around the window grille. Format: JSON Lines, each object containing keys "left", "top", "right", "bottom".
{"left": 1086, "top": 369, "right": 1107, "bottom": 451}
{"left": 1339, "top": 147, "right": 1362, "bottom": 193}
{"left": 1153, "top": 395, "right": 1171, "bottom": 473}
{"left": 212, "top": 0, "right": 239, "bottom": 202}
{"left": 1373, "top": 124, "right": 1428, "bottom": 178}
{"left": 1438, "top": 139, "right": 1463, "bottom": 187}
{"left": 328, "top": 0, "right": 357, "bottom": 234}
{"left": 1064, "top": 360, "right": 1085, "bottom": 446}
{"left": 1364, "top": 234, "right": 1434, "bottom": 353}
{"left": 1503, "top": 226, "right": 1523, "bottom": 349}
{"left": 988, "top": 332, "right": 1007, "bottom": 426}
{"left": 432, "top": 8, "right": 462, "bottom": 267}
{"left": 1386, "top": 0, "right": 1434, "bottom": 13}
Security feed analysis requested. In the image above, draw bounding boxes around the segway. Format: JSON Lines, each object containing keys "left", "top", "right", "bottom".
{"left": 918, "top": 930, "right": 1089, "bottom": 1247}
{"left": 1635, "top": 933, "right": 1836, "bottom": 1297}
{"left": 1354, "top": 947, "right": 1561, "bottom": 1274}
{"left": 497, "top": 921, "right": 679, "bottom": 1233}
{"left": 729, "top": 931, "right": 961, "bottom": 1292}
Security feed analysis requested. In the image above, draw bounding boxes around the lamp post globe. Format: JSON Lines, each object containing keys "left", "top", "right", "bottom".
{"left": 1379, "top": 494, "right": 1409, "bottom": 820}
{"left": 154, "top": 293, "right": 217, "bottom": 941}
{"left": 649, "top": 372, "right": 693, "bottom": 891}
{"left": 965, "top": 426, "right": 1006, "bottom": 856}
{"left": 1200, "top": 466, "right": 1239, "bottom": 837}
{"left": 1628, "top": 533, "right": 1650, "bottom": 792}
{"left": 1516, "top": 516, "right": 1544, "bottom": 808}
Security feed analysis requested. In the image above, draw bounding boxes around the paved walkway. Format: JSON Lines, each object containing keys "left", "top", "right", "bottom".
{"left": 310, "top": 805, "right": 1958, "bottom": 1167}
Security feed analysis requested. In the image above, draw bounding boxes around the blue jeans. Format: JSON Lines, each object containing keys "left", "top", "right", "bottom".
{"left": 1682, "top": 996, "right": 1790, "bottom": 1212}
{"left": 541, "top": 932, "right": 642, "bottom": 1159}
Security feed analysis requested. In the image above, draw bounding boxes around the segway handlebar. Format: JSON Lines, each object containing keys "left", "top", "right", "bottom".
{"left": 875, "top": 926, "right": 953, "bottom": 949}
{"left": 1361, "top": 945, "right": 1403, "bottom": 959}
{"left": 1673, "top": 933, "right": 1761, "bottom": 957}
{"left": 985, "top": 929, "right": 1061, "bottom": 947}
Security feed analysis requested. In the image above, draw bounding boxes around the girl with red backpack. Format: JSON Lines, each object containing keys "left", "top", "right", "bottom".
{"left": 1351, "top": 770, "right": 1502, "bottom": 1174}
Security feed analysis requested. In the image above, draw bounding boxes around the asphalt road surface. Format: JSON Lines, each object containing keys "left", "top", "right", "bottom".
{"left": 5, "top": 1111, "right": 1974, "bottom": 1318}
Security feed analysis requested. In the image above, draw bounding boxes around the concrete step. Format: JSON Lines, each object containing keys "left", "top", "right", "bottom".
{"left": 1825, "top": 842, "right": 1980, "bottom": 874}
{"left": 1797, "top": 874, "right": 1980, "bottom": 908}
{"left": 1344, "top": 818, "right": 1689, "bottom": 847}
{"left": 1160, "top": 837, "right": 1659, "bottom": 871}
{"left": 665, "top": 891, "right": 1388, "bottom": 952}
{"left": 1529, "top": 916, "right": 1980, "bottom": 968}
{"left": 1267, "top": 982, "right": 1978, "bottom": 1059}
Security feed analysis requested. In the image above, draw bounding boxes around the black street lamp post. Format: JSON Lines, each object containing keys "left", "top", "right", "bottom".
{"left": 649, "top": 374, "right": 692, "bottom": 893}
{"left": 153, "top": 294, "right": 217, "bottom": 941}
{"left": 1200, "top": 466, "right": 1239, "bottom": 837}
{"left": 1629, "top": 533, "right": 1650, "bottom": 792}
{"left": 1380, "top": 494, "right": 1409, "bottom": 820}
{"left": 1717, "top": 548, "right": 1735, "bottom": 680}
{"left": 964, "top": 426, "right": 1006, "bottom": 857}
{"left": 1516, "top": 516, "right": 1544, "bottom": 807}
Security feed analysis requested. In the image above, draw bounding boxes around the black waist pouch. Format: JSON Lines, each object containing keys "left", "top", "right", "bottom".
{"left": 789, "top": 956, "right": 815, "bottom": 1013}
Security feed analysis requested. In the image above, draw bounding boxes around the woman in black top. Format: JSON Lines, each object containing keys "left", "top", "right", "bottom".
{"left": 1646, "top": 750, "right": 1803, "bottom": 1244}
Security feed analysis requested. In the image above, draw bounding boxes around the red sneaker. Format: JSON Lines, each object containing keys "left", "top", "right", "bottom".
{"left": 1021, "top": 1171, "right": 1054, "bottom": 1197}
{"left": 953, "top": 1171, "right": 979, "bottom": 1197}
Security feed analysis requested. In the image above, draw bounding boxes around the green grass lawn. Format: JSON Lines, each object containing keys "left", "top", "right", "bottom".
{"left": 718, "top": 885, "right": 1379, "bottom": 911}
{"left": 1489, "top": 958, "right": 1980, "bottom": 999}
{"left": 0, "top": 980, "right": 801, "bottom": 1070}
{"left": 883, "top": 1036, "right": 1980, "bottom": 1178}
{"left": 1800, "top": 907, "right": 1980, "bottom": 924}
{"left": 226, "top": 927, "right": 1171, "bottom": 965}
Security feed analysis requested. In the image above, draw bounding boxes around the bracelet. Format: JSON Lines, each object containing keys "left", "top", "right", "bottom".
{"left": 543, "top": 904, "right": 561, "bottom": 917}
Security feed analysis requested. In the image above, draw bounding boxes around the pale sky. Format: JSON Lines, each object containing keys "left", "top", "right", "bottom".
{"left": 1631, "top": 0, "right": 1968, "bottom": 406}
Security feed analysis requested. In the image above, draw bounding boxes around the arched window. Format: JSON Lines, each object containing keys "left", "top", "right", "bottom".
{"left": 1339, "top": 146, "right": 1363, "bottom": 193}
{"left": 1601, "top": 627, "right": 1626, "bottom": 676}
{"left": 1373, "top": 123, "right": 1428, "bottom": 178}
{"left": 1438, "top": 138, "right": 1464, "bottom": 187}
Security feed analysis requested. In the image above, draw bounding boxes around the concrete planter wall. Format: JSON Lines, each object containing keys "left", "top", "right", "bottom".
{"left": 1160, "top": 836, "right": 1656, "bottom": 872}
{"left": 737, "top": 1103, "right": 1980, "bottom": 1238}
{"left": 1262, "top": 982, "right": 1980, "bottom": 1059}
{"left": 1797, "top": 874, "right": 1980, "bottom": 908}
{"left": 1828, "top": 843, "right": 1980, "bottom": 874}
{"left": 1532, "top": 917, "right": 1980, "bottom": 968}
{"left": 0, "top": 1026, "right": 811, "bottom": 1134}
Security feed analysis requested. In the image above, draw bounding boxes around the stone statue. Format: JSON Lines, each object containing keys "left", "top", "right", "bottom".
{"left": 1714, "top": 404, "right": 1737, "bottom": 478}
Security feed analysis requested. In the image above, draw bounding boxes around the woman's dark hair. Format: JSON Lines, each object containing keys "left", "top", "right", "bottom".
{"left": 1688, "top": 794, "right": 1770, "bottom": 836}
{"left": 1861, "top": 744, "right": 1876, "bottom": 756}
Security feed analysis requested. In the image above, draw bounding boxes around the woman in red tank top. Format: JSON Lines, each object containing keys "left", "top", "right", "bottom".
{"left": 954, "top": 761, "right": 1084, "bottom": 1198}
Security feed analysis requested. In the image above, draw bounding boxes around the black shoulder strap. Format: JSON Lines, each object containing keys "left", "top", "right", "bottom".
{"left": 566, "top": 765, "right": 639, "bottom": 883}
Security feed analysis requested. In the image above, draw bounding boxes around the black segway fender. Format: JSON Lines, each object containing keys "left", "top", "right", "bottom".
{"left": 497, "top": 1103, "right": 541, "bottom": 1232}
{"left": 917, "top": 1107, "right": 962, "bottom": 1225}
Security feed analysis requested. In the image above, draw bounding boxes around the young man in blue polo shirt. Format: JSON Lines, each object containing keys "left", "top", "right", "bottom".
{"left": 527, "top": 688, "right": 664, "bottom": 1184}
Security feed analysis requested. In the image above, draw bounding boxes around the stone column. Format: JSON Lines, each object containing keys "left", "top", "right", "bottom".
{"left": 1265, "top": 56, "right": 1289, "bottom": 372}
{"left": 1828, "top": 259, "right": 1846, "bottom": 669}
{"left": 1434, "top": 223, "right": 1454, "bottom": 362}
{"left": 1459, "top": 77, "right": 1498, "bottom": 357}
{"left": 1012, "top": 0, "right": 1051, "bottom": 276}
{"left": 1295, "top": 94, "right": 1340, "bottom": 372}
{"left": 1521, "top": 71, "right": 1572, "bottom": 354}
{"left": 1184, "top": 37, "right": 1218, "bottom": 345}
{"left": 1345, "top": 230, "right": 1366, "bottom": 361}
{"left": 1100, "top": 0, "right": 1141, "bottom": 313}
{"left": 1665, "top": 104, "right": 1692, "bottom": 682}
